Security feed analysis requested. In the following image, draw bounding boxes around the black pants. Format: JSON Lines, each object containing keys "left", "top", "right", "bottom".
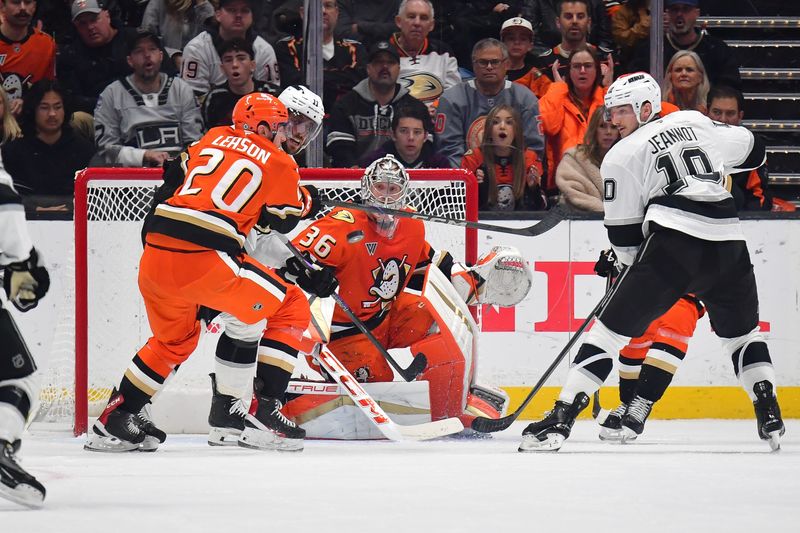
{"left": 599, "top": 228, "right": 760, "bottom": 340}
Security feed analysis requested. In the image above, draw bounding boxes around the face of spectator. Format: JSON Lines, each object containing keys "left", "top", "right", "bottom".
{"left": 489, "top": 108, "right": 515, "bottom": 150}
{"left": 596, "top": 117, "right": 620, "bottom": 151}
{"left": 35, "top": 90, "right": 64, "bottom": 136}
{"left": 608, "top": 103, "right": 650, "bottom": 138}
{"left": 1, "top": 0, "right": 36, "bottom": 29}
{"left": 395, "top": 0, "right": 434, "bottom": 48}
{"left": 502, "top": 28, "right": 534, "bottom": 62}
{"left": 569, "top": 50, "right": 597, "bottom": 93}
{"left": 128, "top": 39, "right": 164, "bottom": 82}
{"left": 708, "top": 96, "right": 743, "bottom": 126}
{"left": 666, "top": 3, "right": 700, "bottom": 38}
{"left": 668, "top": 55, "right": 702, "bottom": 93}
{"left": 73, "top": 10, "right": 115, "bottom": 47}
{"left": 473, "top": 46, "right": 507, "bottom": 87}
{"left": 221, "top": 49, "right": 255, "bottom": 87}
{"left": 392, "top": 117, "right": 426, "bottom": 162}
{"left": 557, "top": 2, "right": 590, "bottom": 44}
{"left": 216, "top": 0, "right": 253, "bottom": 36}
{"left": 322, "top": 0, "right": 338, "bottom": 35}
{"left": 367, "top": 53, "right": 400, "bottom": 90}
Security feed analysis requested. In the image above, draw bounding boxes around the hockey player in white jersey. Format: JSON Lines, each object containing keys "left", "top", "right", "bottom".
{"left": 0, "top": 158, "right": 49, "bottom": 507}
{"left": 519, "top": 72, "right": 785, "bottom": 452}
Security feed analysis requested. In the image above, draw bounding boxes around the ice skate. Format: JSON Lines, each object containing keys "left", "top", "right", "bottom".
{"left": 518, "top": 393, "right": 589, "bottom": 452}
{"left": 208, "top": 373, "right": 247, "bottom": 446}
{"left": 85, "top": 391, "right": 165, "bottom": 452}
{"left": 0, "top": 439, "right": 45, "bottom": 508}
{"left": 619, "top": 396, "right": 653, "bottom": 443}
{"left": 753, "top": 381, "right": 785, "bottom": 451}
{"left": 598, "top": 403, "right": 628, "bottom": 442}
{"left": 238, "top": 384, "right": 305, "bottom": 452}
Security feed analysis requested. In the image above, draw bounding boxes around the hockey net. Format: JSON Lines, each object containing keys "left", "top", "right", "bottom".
{"left": 40, "top": 168, "right": 476, "bottom": 435}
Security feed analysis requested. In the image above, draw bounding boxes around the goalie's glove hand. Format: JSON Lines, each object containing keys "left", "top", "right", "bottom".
{"left": 4, "top": 247, "right": 50, "bottom": 312}
{"left": 594, "top": 249, "right": 621, "bottom": 279}
{"left": 451, "top": 245, "right": 532, "bottom": 307}
{"left": 281, "top": 253, "right": 339, "bottom": 298}
{"left": 300, "top": 185, "right": 321, "bottom": 219}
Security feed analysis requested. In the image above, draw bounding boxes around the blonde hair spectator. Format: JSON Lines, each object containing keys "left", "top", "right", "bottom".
{"left": 663, "top": 50, "right": 710, "bottom": 113}
{"left": 0, "top": 86, "right": 22, "bottom": 145}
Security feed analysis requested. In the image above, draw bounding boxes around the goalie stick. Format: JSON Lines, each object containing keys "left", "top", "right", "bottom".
{"left": 471, "top": 277, "right": 618, "bottom": 433}
{"left": 315, "top": 345, "right": 464, "bottom": 440}
{"left": 321, "top": 200, "right": 567, "bottom": 237}
{"left": 274, "top": 232, "right": 428, "bottom": 381}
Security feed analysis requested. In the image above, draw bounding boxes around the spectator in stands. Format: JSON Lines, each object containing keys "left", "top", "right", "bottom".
{"left": 522, "top": 0, "right": 613, "bottom": 51}
{"left": 449, "top": 1, "right": 526, "bottom": 68}
{"left": 461, "top": 103, "right": 546, "bottom": 211}
{"left": 2, "top": 80, "right": 95, "bottom": 199}
{"left": 94, "top": 30, "right": 203, "bottom": 167}
{"left": 388, "top": 0, "right": 460, "bottom": 110}
{"left": 535, "top": 0, "right": 614, "bottom": 81}
{"left": 336, "top": 0, "right": 400, "bottom": 44}
{"left": 627, "top": 0, "right": 741, "bottom": 88}
{"left": 59, "top": 0, "right": 179, "bottom": 115}
{"left": 435, "top": 38, "right": 543, "bottom": 168}
{"left": 0, "top": 86, "right": 22, "bottom": 145}
{"left": 358, "top": 102, "right": 449, "bottom": 168}
{"left": 202, "top": 39, "right": 277, "bottom": 129}
{"left": 181, "top": 0, "right": 280, "bottom": 96}
{"left": 555, "top": 105, "right": 617, "bottom": 212}
{"left": 0, "top": 0, "right": 57, "bottom": 116}
{"left": 326, "top": 40, "right": 425, "bottom": 167}
{"left": 539, "top": 46, "right": 608, "bottom": 193}
{"left": 706, "top": 85, "right": 773, "bottom": 211}
{"left": 663, "top": 50, "right": 709, "bottom": 113}
{"left": 501, "top": 16, "right": 552, "bottom": 99}
{"left": 274, "top": 0, "right": 366, "bottom": 112}
{"left": 611, "top": 0, "right": 649, "bottom": 65}
{"left": 140, "top": 0, "right": 216, "bottom": 67}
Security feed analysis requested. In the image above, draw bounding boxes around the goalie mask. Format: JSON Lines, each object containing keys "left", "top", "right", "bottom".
{"left": 361, "top": 155, "right": 410, "bottom": 238}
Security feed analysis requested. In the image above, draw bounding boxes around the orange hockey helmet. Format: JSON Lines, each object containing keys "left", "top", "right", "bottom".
{"left": 231, "top": 92, "right": 289, "bottom": 133}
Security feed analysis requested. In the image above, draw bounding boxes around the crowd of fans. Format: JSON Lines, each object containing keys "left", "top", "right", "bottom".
{"left": 0, "top": 0, "right": 780, "bottom": 213}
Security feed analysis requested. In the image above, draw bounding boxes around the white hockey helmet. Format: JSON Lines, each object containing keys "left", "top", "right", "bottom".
{"left": 361, "top": 155, "right": 410, "bottom": 238}
{"left": 278, "top": 85, "right": 324, "bottom": 153}
{"left": 604, "top": 72, "right": 662, "bottom": 125}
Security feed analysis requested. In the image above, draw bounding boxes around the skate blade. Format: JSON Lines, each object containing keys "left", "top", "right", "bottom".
{"left": 518, "top": 432, "right": 564, "bottom": 452}
{"left": 83, "top": 433, "right": 149, "bottom": 453}
{"left": 208, "top": 427, "right": 242, "bottom": 447}
{"left": 767, "top": 431, "right": 782, "bottom": 452}
{"left": 598, "top": 427, "right": 625, "bottom": 442}
{"left": 0, "top": 482, "right": 45, "bottom": 509}
{"left": 238, "top": 427, "right": 304, "bottom": 452}
{"left": 619, "top": 426, "right": 639, "bottom": 444}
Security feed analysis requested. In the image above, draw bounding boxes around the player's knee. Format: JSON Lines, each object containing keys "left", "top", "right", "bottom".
{"left": 221, "top": 314, "right": 266, "bottom": 343}
{"left": 272, "top": 284, "right": 312, "bottom": 331}
{"left": 574, "top": 343, "right": 614, "bottom": 381}
{"left": 584, "top": 320, "right": 630, "bottom": 357}
{"left": 723, "top": 327, "right": 772, "bottom": 376}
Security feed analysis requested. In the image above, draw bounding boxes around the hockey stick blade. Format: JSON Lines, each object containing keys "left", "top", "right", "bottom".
{"left": 321, "top": 200, "right": 566, "bottom": 237}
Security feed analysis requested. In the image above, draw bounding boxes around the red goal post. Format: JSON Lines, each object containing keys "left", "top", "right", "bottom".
{"left": 68, "top": 167, "right": 477, "bottom": 435}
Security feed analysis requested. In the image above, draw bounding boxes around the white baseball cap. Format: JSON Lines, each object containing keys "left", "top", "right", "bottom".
{"left": 501, "top": 17, "right": 533, "bottom": 36}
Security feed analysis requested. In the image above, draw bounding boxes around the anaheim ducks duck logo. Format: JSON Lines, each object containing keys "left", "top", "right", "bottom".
{"left": 466, "top": 115, "right": 487, "bottom": 151}
{"left": 363, "top": 255, "right": 411, "bottom": 309}
{"left": 401, "top": 73, "right": 444, "bottom": 103}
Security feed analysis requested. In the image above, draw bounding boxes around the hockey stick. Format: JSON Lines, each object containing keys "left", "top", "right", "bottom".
{"left": 314, "top": 345, "right": 464, "bottom": 440}
{"left": 320, "top": 200, "right": 567, "bottom": 237}
{"left": 274, "top": 232, "right": 427, "bottom": 381}
{"left": 592, "top": 276, "right": 614, "bottom": 420}
{"left": 471, "top": 279, "right": 617, "bottom": 433}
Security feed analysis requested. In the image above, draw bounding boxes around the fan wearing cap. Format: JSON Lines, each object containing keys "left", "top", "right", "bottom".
{"left": 0, "top": 0, "right": 56, "bottom": 116}
{"left": 94, "top": 30, "right": 203, "bottom": 167}
{"left": 500, "top": 17, "right": 551, "bottom": 99}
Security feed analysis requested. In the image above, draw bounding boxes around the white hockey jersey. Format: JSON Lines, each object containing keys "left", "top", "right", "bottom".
{"left": 601, "top": 110, "right": 765, "bottom": 265}
{"left": 181, "top": 31, "right": 280, "bottom": 96}
{"left": 0, "top": 153, "right": 33, "bottom": 266}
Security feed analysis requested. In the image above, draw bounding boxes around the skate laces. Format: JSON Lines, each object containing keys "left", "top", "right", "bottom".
{"left": 229, "top": 398, "right": 248, "bottom": 417}
{"left": 626, "top": 397, "right": 653, "bottom": 423}
{"left": 610, "top": 404, "right": 627, "bottom": 417}
{"left": 271, "top": 400, "right": 297, "bottom": 428}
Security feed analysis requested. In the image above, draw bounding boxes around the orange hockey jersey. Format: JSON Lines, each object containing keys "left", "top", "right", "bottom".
{"left": 0, "top": 28, "right": 56, "bottom": 102}
{"left": 148, "top": 125, "right": 304, "bottom": 254}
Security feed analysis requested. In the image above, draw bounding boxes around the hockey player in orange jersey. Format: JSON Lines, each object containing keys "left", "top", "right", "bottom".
{"left": 85, "top": 92, "right": 323, "bottom": 453}
{"left": 207, "top": 155, "right": 534, "bottom": 440}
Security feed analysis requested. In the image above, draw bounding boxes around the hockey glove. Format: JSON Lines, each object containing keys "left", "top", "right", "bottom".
{"left": 594, "top": 249, "right": 621, "bottom": 278}
{"left": 281, "top": 253, "right": 339, "bottom": 298}
{"left": 300, "top": 185, "right": 321, "bottom": 219}
{"left": 4, "top": 248, "right": 50, "bottom": 312}
{"left": 256, "top": 206, "right": 303, "bottom": 234}
{"left": 451, "top": 246, "right": 532, "bottom": 307}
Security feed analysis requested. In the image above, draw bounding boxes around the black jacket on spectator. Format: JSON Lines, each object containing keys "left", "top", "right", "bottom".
{"left": 202, "top": 80, "right": 278, "bottom": 129}
{"left": 358, "top": 139, "right": 451, "bottom": 169}
{"left": 335, "top": 0, "right": 400, "bottom": 44}
{"left": 57, "top": 26, "right": 178, "bottom": 114}
{"left": 521, "top": 0, "right": 613, "bottom": 50}
{"left": 2, "top": 127, "right": 96, "bottom": 196}
{"left": 627, "top": 30, "right": 742, "bottom": 89}
{"left": 274, "top": 35, "right": 366, "bottom": 111}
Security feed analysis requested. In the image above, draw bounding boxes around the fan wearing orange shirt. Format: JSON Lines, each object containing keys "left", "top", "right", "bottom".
{"left": 85, "top": 93, "right": 321, "bottom": 453}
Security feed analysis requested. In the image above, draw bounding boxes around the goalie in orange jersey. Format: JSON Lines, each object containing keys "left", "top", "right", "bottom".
{"left": 207, "top": 155, "right": 535, "bottom": 441}
{"left": 85, "top": 92, "right": 325, "bottom": 453}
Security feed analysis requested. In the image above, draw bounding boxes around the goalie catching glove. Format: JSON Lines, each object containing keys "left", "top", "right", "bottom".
{"left": 451, "top": 245, "right": 532, "bottom": 306}
{"left": 255, "top": 185, "right": 322, "bottom": 234}
{"left": 280, "top": 252, "right": 338, "bottom": 298}
{"left": 3, "top": 247, "right": 50, "bottom": 312}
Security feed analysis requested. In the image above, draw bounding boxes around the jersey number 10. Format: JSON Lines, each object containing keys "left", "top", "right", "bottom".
{"left": 655, "top": 147, "right": 721, "bottom": 196}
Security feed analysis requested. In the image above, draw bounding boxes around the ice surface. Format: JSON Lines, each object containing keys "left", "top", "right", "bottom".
{"left": 3, "top": 420, "right": 798, "bottom": 532}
